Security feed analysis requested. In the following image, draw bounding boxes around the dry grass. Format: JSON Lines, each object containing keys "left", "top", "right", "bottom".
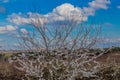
{"left": 0, "top": 60, "right": 27, "bottom": 80}
{"left": 0, "top": 50, "right": 120, "bottom": 80}
{"left": 96, "top": 51, "right": 120, "bottom": 65}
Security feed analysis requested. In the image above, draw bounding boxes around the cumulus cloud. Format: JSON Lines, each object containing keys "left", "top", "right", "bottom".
{"left": 83, "top": 0, "right": 111, "bottom": 16}
{"left": 8, "top": 12, "right": 47, "bottom": 26}
{"left": 89, "top": 0, "right": 110, "bottom": 9}
{"left": 8, "top": 13, "right": 31, "bottom": 25}
{"left": 8, "top": 3, "right": 87, "bottom": 25}
{"left": 0, "top": 25, "right": 17, "bottom": 34}
{"left": 45, "top": 3, "right": 87, "bottom": 24}
{"left": 8, "top": 0, "right": 111, "bottom": 25}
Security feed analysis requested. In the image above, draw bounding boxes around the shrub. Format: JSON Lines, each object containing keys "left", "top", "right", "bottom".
{"left": 0, "top": 61, "right": 26, "bottom": 80}
{"left": 9, "top": 49, "right": 103, "bottom": 80}
{"left": 95, "top": 65, "right": 120, "bottom": 80}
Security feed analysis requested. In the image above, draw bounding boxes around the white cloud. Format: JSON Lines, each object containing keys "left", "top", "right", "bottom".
{"left": 13, "top": 43, "right": 20, "bottom": 47}
{"left": 89, "top": 0, "right": 110, "bottom": 9}
{"left": 46, "top": 3, "right": 87, "bottom": 24}
{"left": 8, "top": 3, "right": 87, "bottom": 25}
{"left": 8, "top": 13, "right": 31, "bottom": 25}
{"left": 83, "top": 0, "right": 111, "bottom": 16}
{"left": 100, "top": 38, "right": 120, "bottom": 43}
{"left": 83, "top": 7, "right": 95, "bottom": 16}
{"left": 20, "top": 28, "right": 29, "bottom": 34}
{"left": 8, "top": 12, "right": 47, "bottom": 26}
{"left": 0, "top": 25, "right": 17, "bottom": 34}
{"left": 117, "top": 6, "right": 120, "bottom": 9}
{"left": 8, "top": 0, "right": 111, "bottom": 25}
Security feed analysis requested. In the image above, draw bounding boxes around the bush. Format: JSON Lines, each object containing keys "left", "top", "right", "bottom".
{"left": 95, "top": 65, "right": 120, "bottom": 80}
{"left": 9, "top": 50, "right": 103, "bottom": 80}
{"left": 0, "top": 61, "right": 27, "bottom": 80}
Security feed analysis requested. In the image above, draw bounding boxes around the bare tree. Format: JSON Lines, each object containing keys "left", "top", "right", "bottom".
{"left": 9, "top": 13, "right": 114, "bottom": 80}
{"left": 16, "top": 14, "right": 101, "bottom": 53}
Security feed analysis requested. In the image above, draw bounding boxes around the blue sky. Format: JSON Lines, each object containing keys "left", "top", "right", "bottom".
{"left": 0, "top": 0, "right": 120, "bottom": 49}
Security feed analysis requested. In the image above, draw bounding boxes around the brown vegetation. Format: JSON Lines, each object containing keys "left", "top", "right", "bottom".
{"left": 0, "top": 49, "right": 120, "bottom": 80}
{"left": 0, "top": 61, "right": 26, "bottom": 80}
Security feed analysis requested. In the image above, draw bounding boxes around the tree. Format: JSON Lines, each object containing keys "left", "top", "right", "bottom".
{"left": 9, "top": 12, "right": 113, "bottom": 80}
{"left": 16, "top": 13, "right": 101, "bottom": 53}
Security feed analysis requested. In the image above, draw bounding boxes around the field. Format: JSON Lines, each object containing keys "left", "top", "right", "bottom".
{"left": 0, "top": 48, "right": 120, "bottom": 80}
